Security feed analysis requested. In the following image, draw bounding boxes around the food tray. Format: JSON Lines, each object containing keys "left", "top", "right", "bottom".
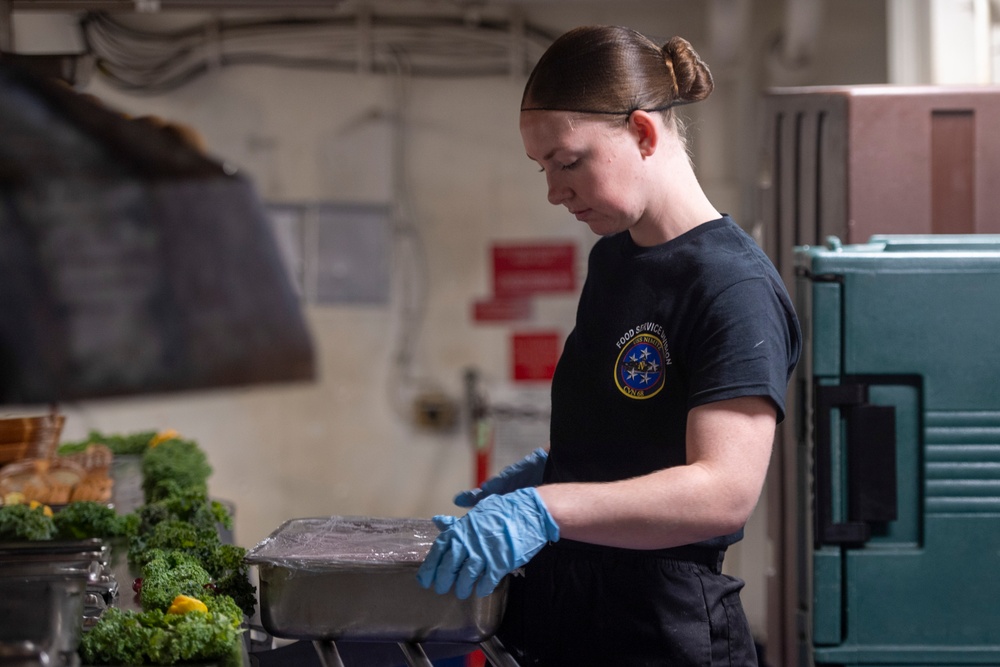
{"left": 245, "top": 516, "right": 508, "bottom": 644}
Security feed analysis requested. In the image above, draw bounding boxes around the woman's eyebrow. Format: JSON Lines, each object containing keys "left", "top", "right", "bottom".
{"left": 525, "top": 148, "right": 558, "bottom": 162}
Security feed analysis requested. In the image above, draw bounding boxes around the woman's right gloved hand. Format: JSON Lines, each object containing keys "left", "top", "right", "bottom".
{"left": 417, "top": 487, "right": 560, "bottom": 599}
{"left": 454, "top": 448, "right": 548, "bottom": 507}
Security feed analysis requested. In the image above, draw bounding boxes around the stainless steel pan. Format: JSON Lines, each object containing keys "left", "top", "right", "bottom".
{"left": 245, "top": 516, "right": 519, "bottom": 667}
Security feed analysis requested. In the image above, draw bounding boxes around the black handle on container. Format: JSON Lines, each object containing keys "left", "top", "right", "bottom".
{"left": 814, "top": 383, "right": 898, "bottom": 547}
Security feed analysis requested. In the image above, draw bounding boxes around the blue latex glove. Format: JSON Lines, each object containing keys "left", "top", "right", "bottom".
{"left": 416, "top": 487, "right": 559, "bottom": 599}
{"left": 454, "top": 448, "right": 548, "bottom": 507}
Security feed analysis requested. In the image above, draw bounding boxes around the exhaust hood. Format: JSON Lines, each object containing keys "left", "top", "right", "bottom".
{"left": 0, "top": 61, "right": 315, "bottom": 404}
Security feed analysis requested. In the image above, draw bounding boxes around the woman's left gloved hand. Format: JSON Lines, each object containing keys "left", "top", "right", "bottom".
{"left": 453, "top": 448, "right": 548, "bottom": 508}
{"left": 416, "top": 487, "right": 559, "bottom": 599}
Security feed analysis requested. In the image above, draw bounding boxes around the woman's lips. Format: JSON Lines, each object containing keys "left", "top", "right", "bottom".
{"left": 571, "top": 208, "right": 591, "bottom": 222}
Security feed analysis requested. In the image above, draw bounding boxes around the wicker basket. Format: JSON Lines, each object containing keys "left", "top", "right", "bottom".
{"left": 59, "top": 443, "right": 113, "bottom": 476}
{"left": 0, "top": 413, "right": 65, "bottom": 466}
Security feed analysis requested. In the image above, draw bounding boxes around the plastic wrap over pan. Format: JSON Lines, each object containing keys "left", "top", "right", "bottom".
{"left": 245, "top": 516, "right": 509, "bottom": 644}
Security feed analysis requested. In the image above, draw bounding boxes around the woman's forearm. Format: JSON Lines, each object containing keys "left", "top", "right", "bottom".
{"left": 536, "top": 464, "right": 752, "bottom": 549}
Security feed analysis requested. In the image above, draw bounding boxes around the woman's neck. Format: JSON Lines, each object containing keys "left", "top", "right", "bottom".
{"left": 630, "top": 161, "right": 721, "bottom": 247}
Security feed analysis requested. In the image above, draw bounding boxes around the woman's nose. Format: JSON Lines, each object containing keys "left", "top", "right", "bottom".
{"left": 547, "top": 175, "right": 570, "bottom": 206}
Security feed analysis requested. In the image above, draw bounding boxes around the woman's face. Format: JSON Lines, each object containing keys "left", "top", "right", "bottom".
{"left": 520, "top": 110, "right": 649, "bottom": 237}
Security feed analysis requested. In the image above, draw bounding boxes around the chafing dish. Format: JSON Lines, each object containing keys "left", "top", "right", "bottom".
{"left": 0, "top": 538, "right": 119, "bottom": 636}
{"left": 0, "top": 561, "right": 91, "bottom": 666}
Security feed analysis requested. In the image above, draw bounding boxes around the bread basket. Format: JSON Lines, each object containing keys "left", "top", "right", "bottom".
{"left": 0, "top": 413, "right": 65, "bottom": 467}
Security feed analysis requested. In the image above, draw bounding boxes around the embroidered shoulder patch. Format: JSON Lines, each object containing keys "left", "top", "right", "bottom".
{"left": 614, "top": 332, "right": 666, "bottom": 399}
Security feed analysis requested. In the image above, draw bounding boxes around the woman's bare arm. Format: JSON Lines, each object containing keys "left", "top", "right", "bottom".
{"left": 536, "top": 395, "right": 777, "bottom": 549}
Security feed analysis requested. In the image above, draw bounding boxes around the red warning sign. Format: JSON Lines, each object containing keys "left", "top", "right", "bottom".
{"left": 511, "top": 332, "right": 561, "bottom": 382}
{"left": 493, "top": 243, "right": 576, "bottom": 297}
{"left": 472, "top": 297, "right": 532, "bottom": 323}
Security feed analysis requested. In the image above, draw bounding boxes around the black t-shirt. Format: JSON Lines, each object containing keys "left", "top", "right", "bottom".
{"left": 544, "top": 216, "right": 801, "bottom": 546}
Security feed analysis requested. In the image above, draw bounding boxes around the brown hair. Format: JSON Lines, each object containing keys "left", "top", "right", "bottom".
{"left": 521, "top": 26, "right": 714, "bottom": 118}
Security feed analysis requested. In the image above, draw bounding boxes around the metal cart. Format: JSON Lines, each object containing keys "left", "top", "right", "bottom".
{"left": 311, "top": 635, "right": 518, "bottom": 667}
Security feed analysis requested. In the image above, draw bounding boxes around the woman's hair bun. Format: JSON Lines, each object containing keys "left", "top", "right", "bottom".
{"left": 663, "top": 36, "right": 714, "bottom": 104}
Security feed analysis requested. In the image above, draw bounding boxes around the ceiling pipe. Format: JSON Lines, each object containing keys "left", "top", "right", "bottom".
{"left": 9, "top": 0, "right": 346, "bottom": 9}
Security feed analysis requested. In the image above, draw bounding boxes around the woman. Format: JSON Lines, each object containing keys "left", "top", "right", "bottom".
{"left": 417, "top": 25, "right": 801, "bottom": 666}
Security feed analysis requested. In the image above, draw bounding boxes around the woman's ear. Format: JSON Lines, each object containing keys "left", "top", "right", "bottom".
{"left": 628, "top": 110, "right": 660, "bottom": 157}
